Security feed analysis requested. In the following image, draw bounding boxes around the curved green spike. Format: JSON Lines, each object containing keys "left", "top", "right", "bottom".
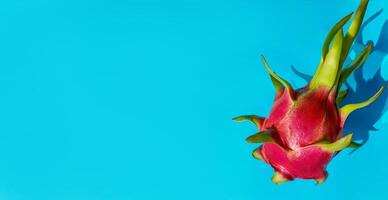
{"left": 232, "top": 115, "right": 265, "bottom": 128}
{"left": 272, "top": 171, "right": 289, "bottom": 184}
{"left": 340, "top": 85, "right": 386, "bottom": 121}
{"left": 260, "top": 55, "right": 293, "bottom": 92}
{"left": 320, "top": 12, "right": 353, "bottom": 63}
{"left": 316, "top": 179, "right": 325, "bottom": 185}
{"left": 246, "top": 130, "right": 273, "bottom": 144}
{"left": 252, "top": 148, "right": 263, "bottom": 160}
{"left": 316, "top": 173, "right": 328, "bottom": 185}
{"left": 317, "top": 134, "right": 353, "bottom": 152}
{"left": 336, "top": 89, "right": 349, "bottom": 104}
{"left": 342, "top": 0, "right": 369, "bottom": 62}
{"left": 310, "top": 29, "right": 344, "bottom": 90}
{"left": 338, "top": 42, "right": 373, "bottom": 89}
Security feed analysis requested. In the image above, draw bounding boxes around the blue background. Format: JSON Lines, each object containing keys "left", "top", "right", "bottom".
{"left": 0, "top": 0, "right": 387, "bottom": 199}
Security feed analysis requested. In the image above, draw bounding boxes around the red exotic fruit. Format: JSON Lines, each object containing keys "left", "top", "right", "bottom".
{"left": 233, "top": 0, "right": 385, "bottom": 184}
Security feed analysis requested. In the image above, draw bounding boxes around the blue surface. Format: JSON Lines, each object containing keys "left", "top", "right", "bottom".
{"left": 0, "top": 0, "right": 387, "bottom": 199}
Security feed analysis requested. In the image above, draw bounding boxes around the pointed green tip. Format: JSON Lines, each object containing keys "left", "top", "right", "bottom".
{"left": 346, "top": 0, "right": 369, "bottom": 40}
{"left": 340, "top": 84, "right": 386, "bottom": 121}
{"left": 317, "top": 134, "right": 353, "bottom": 152}
{"left": 316, "top": 178, "right": 324, "bottom": 185}
{"left": 260, "top": 55, "right": 293, "bottom": 92}
{"left": 246, "top": 130, "right": 273, "bottom": 144}
{"left": 316, "top": 174, "right": 328, "bottom": 185}
{"left": 320, "top": 12, "right": 353, "bottom": 62}
{"left": 252, "top": 148, "right": 263, "bottom": 160}
{"left": 232, "top": 116, "right": 244, "bottom": 122}
{"left": 232, "top": 115, "right": 265, "bottom": 129}
{"left": 272, "top": 171, "right": 289, "bottom": 184}
{"left": 341, "top": 0, "right": 370, "bottom": 62}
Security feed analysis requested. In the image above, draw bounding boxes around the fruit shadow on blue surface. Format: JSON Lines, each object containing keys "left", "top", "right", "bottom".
{"left": 342, "top": 12, "right": 388, "bottom": 146}
{"left": 291, "top": 10, "right": 388, "bottom": 149}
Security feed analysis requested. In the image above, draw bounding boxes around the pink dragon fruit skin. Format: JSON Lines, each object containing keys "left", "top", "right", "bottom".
{"left": 234, "top": 0, "right": 386, "bottom": 184}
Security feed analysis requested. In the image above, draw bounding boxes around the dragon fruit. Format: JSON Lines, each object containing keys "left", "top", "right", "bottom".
{"left": 234, "top": 0, "right": 385, "bottom": 184}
